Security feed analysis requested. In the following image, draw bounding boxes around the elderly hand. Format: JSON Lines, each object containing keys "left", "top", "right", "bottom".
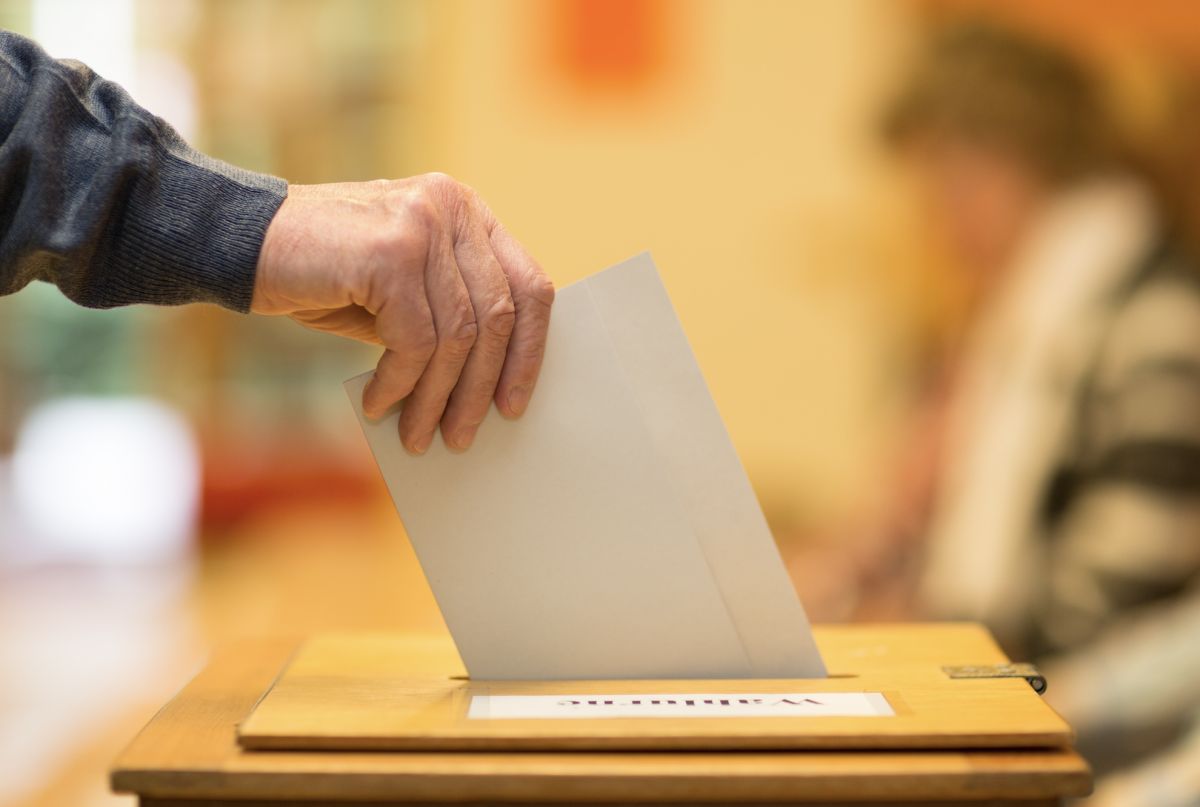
{"left": 251, "top": 173, "right": 555, "bottom": 455}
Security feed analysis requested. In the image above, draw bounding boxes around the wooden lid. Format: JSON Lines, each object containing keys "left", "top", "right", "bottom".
{"left": 235, "top": 624, "right": 1073, "bottom": 752}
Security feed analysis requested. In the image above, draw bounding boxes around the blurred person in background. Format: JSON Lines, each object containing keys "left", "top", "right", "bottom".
{"left": 0, "top": 29, "right": 555, "bottom": 455}
{"left": 797, "top": 22, "right": 1200, "bottom": 806}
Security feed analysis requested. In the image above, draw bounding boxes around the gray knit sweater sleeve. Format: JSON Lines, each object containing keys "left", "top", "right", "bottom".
{"left": 0, "top": 30, "right": 287, "bottom": 312}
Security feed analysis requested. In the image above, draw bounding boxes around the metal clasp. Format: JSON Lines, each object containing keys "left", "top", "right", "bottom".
{"left": 942, "top": 663, "right": 1047, "bottom": 695}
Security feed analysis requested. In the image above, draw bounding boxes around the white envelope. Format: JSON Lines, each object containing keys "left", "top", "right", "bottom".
{"left": 346, "top": 253, "right": 826, "bottom": 680}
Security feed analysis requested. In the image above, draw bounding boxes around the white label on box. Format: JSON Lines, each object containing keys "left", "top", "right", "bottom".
{"left": 468, "top": 692, "right": 893, "bottom": 719}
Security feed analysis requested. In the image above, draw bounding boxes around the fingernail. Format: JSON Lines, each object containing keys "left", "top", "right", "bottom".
{"left": 408, "top": 431, "right": 434, "bottom": 456}
{"left": 448, "top": 423, "right": 479, "bottom": 453}
{"left": 506, "top": 385, "right": 531, "bottom": 416}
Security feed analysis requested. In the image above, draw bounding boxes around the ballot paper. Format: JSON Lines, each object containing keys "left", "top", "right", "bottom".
{"left": 346, "top": 253, "right": 826, "bottom": 680}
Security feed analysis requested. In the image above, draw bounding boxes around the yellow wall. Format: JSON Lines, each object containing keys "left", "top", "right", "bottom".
{"left": 402, "top": 1, "right": 920, "bottom": 529}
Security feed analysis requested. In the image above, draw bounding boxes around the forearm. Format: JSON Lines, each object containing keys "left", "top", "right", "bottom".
{"left": 0, "top": 30, "right": 286, "bottom": 310}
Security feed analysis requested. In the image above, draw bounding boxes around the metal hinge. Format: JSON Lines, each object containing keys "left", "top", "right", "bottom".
{"left": 942, "top": 663, "right": 1047, "bottom": 695}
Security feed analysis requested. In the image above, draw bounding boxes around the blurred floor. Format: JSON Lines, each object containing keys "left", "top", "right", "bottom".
{"left": 0, "top": 495, "right": 445, "bottom": 807}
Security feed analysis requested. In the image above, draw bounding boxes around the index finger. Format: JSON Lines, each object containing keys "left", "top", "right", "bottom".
{"left": 486, "top": 221, "right": 554, "bottom": 418}
{"left": 362, "top": 275, "right": 437, "bottom": 421}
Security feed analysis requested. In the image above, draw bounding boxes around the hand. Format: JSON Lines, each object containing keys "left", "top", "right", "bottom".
{"left": 252, "top": 173, "right": 555, "bottom": 454}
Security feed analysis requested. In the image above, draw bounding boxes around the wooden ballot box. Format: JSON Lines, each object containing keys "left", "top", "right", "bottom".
{"left": 111, "top": 624, "right": 1092, "bottom": 806}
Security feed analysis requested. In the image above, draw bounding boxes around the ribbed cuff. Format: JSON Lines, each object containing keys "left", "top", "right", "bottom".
{"left": 100, "top": 147, "right": 287, "bottom": 312}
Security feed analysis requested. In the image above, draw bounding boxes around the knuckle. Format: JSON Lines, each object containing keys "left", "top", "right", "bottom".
{"left": 460, "top": 182, "right": 482, "bottom": 209}
{"left": 421, "top": 171, "right": 460, "bottom": 198}
{"left": 423, "top": 170, "right": 454, "bottom": 185}
{"left": 413, "top": 332, "right": 439, "bottom": 362}
{"left": 369, "top": 219, "right": 428, "bottom": 265}
{"left": 522, "top": 267, "right": 556, "bottom": 309}
{"left": 394, "top": 189, "right": 439, "bottom": 228}
{"left": 440, "top": 305, "right": 479, "bottom": 354}
{"left": 419, "top": 172, "right": 476, "bottom": 229}
{"left": 479, "top": 292, "right": 516, "bottom": 339}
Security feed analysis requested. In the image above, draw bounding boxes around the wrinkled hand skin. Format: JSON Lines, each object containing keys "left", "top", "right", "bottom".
{"left": 252, "top": 173, "right": 555, "bottom": 455}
